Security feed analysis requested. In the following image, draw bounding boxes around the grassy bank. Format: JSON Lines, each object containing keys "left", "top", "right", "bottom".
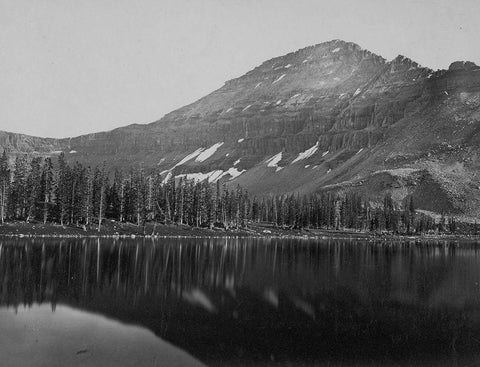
{"left": 0, "top": 220, "right": 308, "bottom": 238}
{"left": 0, "top": 220, "right": 478, "bottom": 241}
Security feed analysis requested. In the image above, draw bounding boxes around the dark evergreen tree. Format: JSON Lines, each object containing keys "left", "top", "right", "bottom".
{"left": 0, "top": 150, "right": 10, "bottom": 223}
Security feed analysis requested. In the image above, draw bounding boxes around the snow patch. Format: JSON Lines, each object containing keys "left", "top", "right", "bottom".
{"left": 225, "top": 167, "right": 246, "bottom": 180}
{"left": 233, "top": 159, "right": 241, "bottom": 166}
{"left": 174, "top": 148, "right": 205, "bottom": 168}
{"left": 292, "top": 142, "right": 319, "bottom": 164}
{"left": 353, "top": 88, "right": 361, "bottom": 96}
{"left": 322, "top": 151, "right": 329, "bottom": 157}
{"left": 254, "top": 82, "right": 262, "bottom": 89}
{"left": 266, "top": 152, "right": 283, "bottom": 172}
{"left": 272, "top": 74, "right": 286, "bottom": 84}
{"left": 291, "top": 93, "right": 301, "bottom": 98}
{"left": 50, "top": 151, "right": 62, "bottom": 154}
{"left": 242, "top": 105, "right": 252, "bottom": 112}
{"left": 444, "top": 91, "right": 449, "bottom": 95}
{"left": 225, "top": 153, "right": 230, "bottom": 157}
{"left": 195, "top": 142, "right": 224, "bottom": 162}
{"left": 305, "top": 165, "right": 310, "bottom": 168}
{"left": 225, "top": 107, "right": 233, "bottom": 113}
{"left": 284, "top": 64, "right": 292, "bottom": 69}
{"left": 327, "top": 168, "right": 331, "bottom": 174}
{"left": 69, "top": 150, "right": 77, "bottom": 154}
{"left": 237, "top": 138, "right": 244, "bottom": 143}
{"left": 302, "top": 59, "right": 308, "bottom": 63}
{"left": 332, "top": 47, "right": 341, "bottom": 53}
{"left": 162, "top": 171, "right": 172, "bottom": 184}
{"left": 356, "top": 148, "right": 364, "bottom": 154}
{"left": 179, "top": 167, "right": 245, "bottom": 183}
{"left": 180, "top": 170, "right": 223, "bottom": 183}
{"left": 275, "top": 99, "right": 282, "bottom": 105}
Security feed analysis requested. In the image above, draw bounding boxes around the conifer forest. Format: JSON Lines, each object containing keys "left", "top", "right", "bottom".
{"left": 0, "top": 151, "right": 459, "bottom": 234}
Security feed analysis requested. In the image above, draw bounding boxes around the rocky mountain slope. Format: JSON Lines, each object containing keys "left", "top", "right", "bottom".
{"left": 2, "top": 40, "right": 480, "bottom": 216}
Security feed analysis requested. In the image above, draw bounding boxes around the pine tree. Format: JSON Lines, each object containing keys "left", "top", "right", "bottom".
{"left": 11, "top": 155, "right": 29, "bottom": 220}
{"left": 56, "top": 153, "right": 69, "bottom": 225}
{"left": 95, "top": 163, "right": 107, "bottom": 232}
{"left": 26, "top": 157, "right": 42, "bottom": 222}
{"left": 40, "top": 158, "right": 55, "bottom": 224}
{"left": 0, "top": 150, "right": 10, "bottom": 224}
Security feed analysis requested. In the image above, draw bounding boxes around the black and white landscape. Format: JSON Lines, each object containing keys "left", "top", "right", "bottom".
{"left": 1, "top": 1, "right": 480, "bottom": 366}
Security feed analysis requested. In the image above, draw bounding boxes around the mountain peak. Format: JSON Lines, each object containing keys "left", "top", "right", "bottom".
{"left": 391, "top": 55, "right": 420, "bottom": 67}
{"left": 449, "top": 61, "right": 480, "bottom": 71}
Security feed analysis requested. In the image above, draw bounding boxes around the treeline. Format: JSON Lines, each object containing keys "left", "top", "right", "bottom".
{"left": 0, "top": 151, "right": 459, "bottom": 234}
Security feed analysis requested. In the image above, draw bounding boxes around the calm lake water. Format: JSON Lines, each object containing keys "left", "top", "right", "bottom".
{"left": 1, "top": 238, "right": 480, "bottom": 366}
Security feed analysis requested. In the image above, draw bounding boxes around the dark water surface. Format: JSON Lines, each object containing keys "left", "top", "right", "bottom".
{"left": 1, "top": 238, "right": 480, "bottom": 366}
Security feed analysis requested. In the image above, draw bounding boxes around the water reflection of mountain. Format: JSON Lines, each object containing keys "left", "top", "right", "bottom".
{"left": 1, "top": 238, "right": 480, "bottom": 365}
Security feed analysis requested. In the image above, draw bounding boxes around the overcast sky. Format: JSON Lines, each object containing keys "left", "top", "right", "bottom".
{"left": 1, "top": 0, "right": 479, "bottom": 138}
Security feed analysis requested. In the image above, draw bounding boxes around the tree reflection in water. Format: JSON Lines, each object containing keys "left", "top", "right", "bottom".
{"left": 1, "top": 238, "right": 480, "bottom": 366}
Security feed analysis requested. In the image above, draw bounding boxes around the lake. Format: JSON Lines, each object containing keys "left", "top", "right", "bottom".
{"left": 1, "top": 238, "right": 480, "bottom": 366}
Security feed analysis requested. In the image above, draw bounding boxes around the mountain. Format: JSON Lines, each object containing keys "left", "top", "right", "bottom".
{"left": 2, "top": 40, "right": 480, "bottom": 217}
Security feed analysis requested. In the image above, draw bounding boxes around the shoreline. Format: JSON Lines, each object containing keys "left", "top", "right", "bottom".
{"left": 0, "top": 221, "right": 479, "bottom": 242}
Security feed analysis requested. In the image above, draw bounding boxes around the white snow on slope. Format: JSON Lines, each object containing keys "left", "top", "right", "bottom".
{"left": 233, "top": 159, "right": 241, "bottom": 166}
{"left": 237, "top": 138, "right": 244, "bottom": 143}
{"left": 332, "top": 47, "right": 341, "bottom": 53}
{"left": 254, "top": 82, "right": 262, "bottom": 89}
{"left": 266, "top": 152, "right": 283, "bottom": 172}
{"left": 284, "top": 64, "right": 292, "bottom": 68}
{"left": 69, "top": 150, "right": 77, "bottom": 154}
{"left": 322, "top": 151, "right": 329, "bottom": 157}
{"left": 195, "top": 142, "right": 224, "bottom": 162}
{"left": 50, "top": 151, "right": 62, "bottom": 154}
{"left": 180, "top": 170, "right": 224, "bottom": 183}
{"left": 291, "top": 142, "right": 319, "bottom": 164}
{"left": 356, "top": 148, "right": 364, "bottom": 154}
{"left": 353, "top": 88, "right": 361, "bottom": 96}
{"left": 225, "top": 107, "right": 233, "bottom": 113}
{"left": 174, "top": 148, "right": 205, "bottom": 168}
{"left": 224, "top": 167, "right": 246, "bottom": 180}
{"left": 276, "top": 100, "right": 282, "bottom": 105}
{"left": 272, "top": 74, "right": 286, "bottom": 84}
{"left": 178, "top": 167, "right": 246, "bottom": 183}
{"left": 162, "top": 171, "right": 172, "bottom": 184}
{"left": 242, "top": 105, "right": 252, "bottom": 112}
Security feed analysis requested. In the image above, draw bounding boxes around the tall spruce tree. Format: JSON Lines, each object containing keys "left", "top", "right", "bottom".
{"left": 40, "top": 158, "right": 55, "bottom": 224}
{"left": 0, "top": 150, "right": 10, "bottom": 223}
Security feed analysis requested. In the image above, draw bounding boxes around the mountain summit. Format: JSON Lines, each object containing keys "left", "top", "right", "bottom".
{"left": 2, "top": 40, "right": 480, "bottom": 216}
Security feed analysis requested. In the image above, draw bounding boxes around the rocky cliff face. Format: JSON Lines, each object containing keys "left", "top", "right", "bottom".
{"left": 3, "top": 40, "right": 480, "bottom": 216}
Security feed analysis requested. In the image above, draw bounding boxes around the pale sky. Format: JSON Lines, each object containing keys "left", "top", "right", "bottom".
{"left": 1, "top": 0, "right": 479, "bottom": 138}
